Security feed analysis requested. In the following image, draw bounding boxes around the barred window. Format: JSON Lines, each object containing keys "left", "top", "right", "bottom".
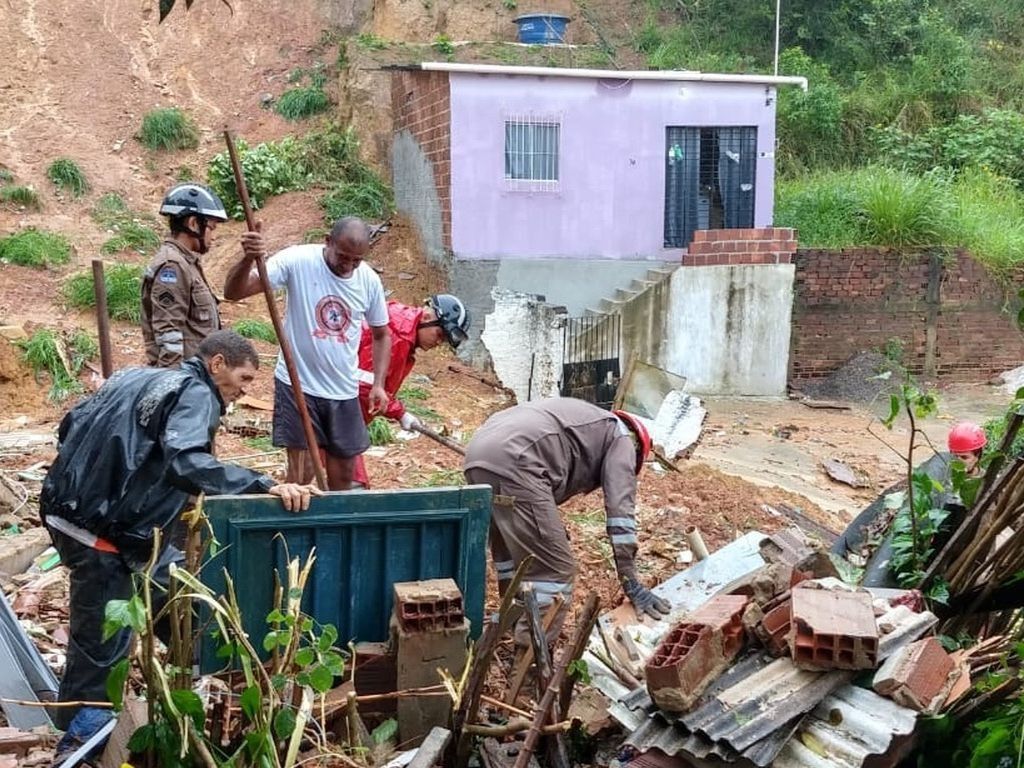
{"left": 504, "top": 117, "right": 560, "bottom": 187}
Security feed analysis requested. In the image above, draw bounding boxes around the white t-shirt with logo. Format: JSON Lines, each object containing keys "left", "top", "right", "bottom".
{"left": 266, "top": 244, "right": 389, "bottom": 400}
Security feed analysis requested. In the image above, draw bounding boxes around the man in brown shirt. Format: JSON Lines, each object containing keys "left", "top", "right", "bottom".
{"left": 464, "top": 398, "right": 670, "bottom": 642}
{"left": 141, "top": 183, "right": 229, "bottom": 367}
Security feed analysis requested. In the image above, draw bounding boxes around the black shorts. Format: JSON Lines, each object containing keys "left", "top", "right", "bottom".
{"left": 272, "top": 377, "right": 369, "bottom": 459}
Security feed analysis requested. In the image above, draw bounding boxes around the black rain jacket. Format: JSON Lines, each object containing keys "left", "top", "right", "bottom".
{"left": 39, "top": 357, "right": 273, "bottom": 564}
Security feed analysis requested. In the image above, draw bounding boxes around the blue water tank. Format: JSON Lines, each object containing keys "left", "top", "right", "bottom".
{"left": 514, "top": 13, "right": 570, "bottom": 45}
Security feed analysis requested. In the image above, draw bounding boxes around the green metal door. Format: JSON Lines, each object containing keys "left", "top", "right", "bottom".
{"left": 199, "top": 485, "right": 491, "bottom": 670}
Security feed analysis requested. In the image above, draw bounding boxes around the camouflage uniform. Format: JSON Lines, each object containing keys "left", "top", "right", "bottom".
{"left": 141, "top": 239, "right": 220, "bottom": 367}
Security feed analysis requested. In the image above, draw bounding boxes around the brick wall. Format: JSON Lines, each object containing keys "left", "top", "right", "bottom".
{"left": 391, "top": 70, "right": 451, "bottom": 249}
{"left": 791, "top": 248, "right": 1024, "bottom": 382}
{"left": 684, "top": 228, "right": 798, "bottom": 266}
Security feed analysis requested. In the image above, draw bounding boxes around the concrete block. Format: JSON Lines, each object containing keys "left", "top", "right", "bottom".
{"left": 0, "top": 528, "right": 51, "bottom": 577}
{"left": 394, "top": 618, "right": 468, "bottom": 747}
{"left": 393, "top": 578, "right": 464, "bottom": 632}
{"left": 789, "top": 584, "right": 878, "bottom": 671}
{"left": 645, "top": 595, "right": 749, "bottom": 712}
{"left": 873, "top": 637, "right": 958, "bottom": 713}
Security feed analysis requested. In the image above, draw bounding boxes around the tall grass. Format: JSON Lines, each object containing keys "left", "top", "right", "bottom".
{"left": 0, "top": 229, "right": 72, "bottom": 268}
{"left": 776, "top": 166, "right": 1024, "bottom": 270}
{"left": 47, "top": 158, "right": 89, "bottom": 197}
{"left": 17, "top": 328, "right": 95, "bottom": 402}
{"left": 276, "top": 86, "right": 330, "bottom": 120}
{"left": 64, "top": 263, "right": 144, "bottom": 322}
{"left": 140, "top": 108, "right": 199, "bottom": 151}
{"left": 0, "top": 185, "right": 40, "bottom": 209}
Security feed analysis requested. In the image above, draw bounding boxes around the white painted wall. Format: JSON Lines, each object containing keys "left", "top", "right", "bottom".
{"left": 480, "top": 290, "right": 567, "bottom": 403}
{"left": 622, "top": 265, "right": 794, "bottom": 396}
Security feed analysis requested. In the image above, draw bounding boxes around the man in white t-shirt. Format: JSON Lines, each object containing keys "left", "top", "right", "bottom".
{"left": 224, "top": 217, "right": 392, "bottom": 489}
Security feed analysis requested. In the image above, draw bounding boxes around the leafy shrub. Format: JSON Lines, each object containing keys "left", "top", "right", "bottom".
{"left": 140, "top": 108, "right": 199, "bottom": 151}
{"left": 64, "top": 263, "right": 144, "bottom": 322}
{"left": 0, "top": 229, "right": 72, "bottom": 268}
{"left": 0, "top": 185, "right": 40, "bottom": 209}
{"left": 47, "top": 158, "right": 89, "bottom": 197}
{"left": 17, "top": 328, "right": 94, "bottom": 402}
{"left": 233, "top": 318, "right": 277, "bottom": 344}
{"left": 207, "top": 138, "right": 304, "bottom": 219}
{"left": 276, "top": 86, "right": 330, "bottom": 120}
{"left": 355, "top": 33, "right": 387, "bottom": 50}
{"left": 776, "top": 48, "right": 846, "bottom": 173}
{"left": 432, "top": 35, "right": 455, "bottom": 55}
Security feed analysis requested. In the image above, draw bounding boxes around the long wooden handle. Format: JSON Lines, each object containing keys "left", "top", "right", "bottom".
{"left": 411, "top": 422, "right": 466, "bottom": 456}
{"left": 223, "top": 130, "right": 328, "bottom": 491}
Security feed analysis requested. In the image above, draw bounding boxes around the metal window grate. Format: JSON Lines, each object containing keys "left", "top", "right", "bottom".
{"left": 560, "top": 314, "right": 621, "bottom": 409}
{"left": 505, "top": 115, "right": 560, "bottom": 191}
{"left": 664, "top": 126, "right": 758, "bottom": 248}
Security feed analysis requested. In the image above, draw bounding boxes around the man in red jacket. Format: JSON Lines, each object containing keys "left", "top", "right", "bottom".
{"left": 353, "top": 294, "right": 470, "bottom": 487}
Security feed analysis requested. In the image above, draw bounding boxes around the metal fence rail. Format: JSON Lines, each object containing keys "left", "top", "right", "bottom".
{"left": 560, "top": 314, "right": 621, "bottom": 409}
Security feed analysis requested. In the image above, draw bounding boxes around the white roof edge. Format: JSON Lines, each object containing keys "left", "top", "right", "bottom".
{"left": 418, "top": 61, "right": 808, "bottom": 91}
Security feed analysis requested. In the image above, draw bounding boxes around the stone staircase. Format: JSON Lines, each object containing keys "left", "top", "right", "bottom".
{"left": 584, "top": 265, "right": 679, "bottom": 317}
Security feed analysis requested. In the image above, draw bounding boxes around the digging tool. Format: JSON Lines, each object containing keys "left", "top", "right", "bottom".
{"left": 411, "top": 422, "right": 466, "bottom": 456}
{"left": 91, "top": 260, "right": 113, "bottom": 379}
{"left": 223, "top": 130, "right": 328, "bottom": 491}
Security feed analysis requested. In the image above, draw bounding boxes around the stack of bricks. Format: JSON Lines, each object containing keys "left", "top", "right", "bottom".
{"left": 645, "top": 594, "right": 750, "bottom": 712}
{"left": 788, "top": 584, "right": 878, "bottom": 671}
{"left": 391, "top": 69, "right": 452, "bottom": 248}
{"left": 873, "top": 636, "right": 959, "bottom": 713}
{"left": 391, "top": 579, "right": 468, "bottom": 746}
{"left": 682, "top": 227, "right": 797, "bottom": 267}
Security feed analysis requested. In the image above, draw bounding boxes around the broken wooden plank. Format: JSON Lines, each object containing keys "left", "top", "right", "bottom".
{"left": 506, "top": 596, "right": 563, "bottom": 704}
{"left": 799, "top": 398, "right": 852, "bottom": 411}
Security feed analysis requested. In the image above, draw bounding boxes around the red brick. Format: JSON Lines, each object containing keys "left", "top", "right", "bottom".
{"left": 789, "top": 585, "right": 878, "bottom": 671}
{"left": 873, "top": 637, "right": 958, "bottom": 713}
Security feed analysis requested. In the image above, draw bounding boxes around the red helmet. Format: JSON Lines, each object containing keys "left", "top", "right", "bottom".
{"left": 613, "top": 410, "right": 652, "bottom": 474}
{"left": 948, "top": 422, "right": 987, "bottom": 453}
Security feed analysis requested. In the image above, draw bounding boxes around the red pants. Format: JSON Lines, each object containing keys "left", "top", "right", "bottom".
{"left": 316, "top": 448, "right": 370, "bottom": 488}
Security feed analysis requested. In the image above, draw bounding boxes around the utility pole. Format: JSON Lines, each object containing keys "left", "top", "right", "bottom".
{"left": 773, "top": 0, "right": 782, "bottom": 75}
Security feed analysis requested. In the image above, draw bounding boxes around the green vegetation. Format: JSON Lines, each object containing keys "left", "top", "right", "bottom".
{"left": 397, "top": 384, "right": 440, "bottom": 420}
{"left": 276, "top": 67, "right": 330, "bottom": 121}
{"left": 233, "top": 318, "right": 277, "bottom": 344}
{"left": 355, "top": 33, "right": 387, "bottom": 50}
{"left": 368, "top": 417, "right": 395, "bottom": 446}
{"left": 243, "top": 435, "right": 276, "bottom": 452}
{"left": 46, "top": 158, "right": 89, "bottom": 197}
{"left": 0, "top": 229, "right": 71, "bottom": 268}
{"left": 432, "top": 35, "right": 455, "bottom": 55}
{"left": 207, "top": 125, "right": 393, "bottom": 222}
{"left": 139, "top": 107, "right": 199, "bottom": 151}
{"left": 64, "top": 264, "right": 144, "bottom": 322}
{"left": 418, "top": 468, "right": 465, "bottom": 487}
{"left": 0, "top": 185, "right": 40, "bottom": 209}
{"left": 17, "top": 328, "right": 95, "bottom": 402}
{"left": 91, "top": 193, "right": 160, "bottom": 256}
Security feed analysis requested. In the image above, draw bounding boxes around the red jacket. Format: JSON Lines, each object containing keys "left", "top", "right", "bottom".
{"left": 357, "top": 301, "right": 424, "bottom": 424}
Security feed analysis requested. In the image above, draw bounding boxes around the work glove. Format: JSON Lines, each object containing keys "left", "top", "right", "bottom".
{"left": 622, "top": 577, "right": 671, "bottom": 621}
{"left": 399, "top": 412, "right": 422, "bottom": 432}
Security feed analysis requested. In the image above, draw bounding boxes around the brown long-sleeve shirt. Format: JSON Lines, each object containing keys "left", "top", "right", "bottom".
{"left": 464, "top": 398, "right": 640, "bottom": 577}
{"left": 141, "top": 239, "right": 220, "bottom": 367}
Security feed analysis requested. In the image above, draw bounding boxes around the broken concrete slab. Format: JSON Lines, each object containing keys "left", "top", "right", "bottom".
{"left": 822, "top": 458, "right": 868, "bottom": 488}
{"left": 0, "top": 528, "right": 51, "bottom": 578}
{"left": 873, "top": 636, "right": 958, "bottom": 714}
{"left": 789, "top": 583, "right": 878, "bottom": 671}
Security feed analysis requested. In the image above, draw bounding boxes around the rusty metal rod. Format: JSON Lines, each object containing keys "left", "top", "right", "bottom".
{"left": 223, "top": 130, "right": 327, "bottom": 491}
{"left": 91, "top": 259, "right": 113, "bottom": 378}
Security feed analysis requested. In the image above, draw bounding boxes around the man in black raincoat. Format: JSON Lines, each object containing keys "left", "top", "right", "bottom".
{"left": 39, "top": 330, "right": 318, "bottom": 756}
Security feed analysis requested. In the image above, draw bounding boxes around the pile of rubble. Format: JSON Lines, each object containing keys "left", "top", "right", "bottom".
{"left": 580, "top": 528, "right": 977, "bottom": 768}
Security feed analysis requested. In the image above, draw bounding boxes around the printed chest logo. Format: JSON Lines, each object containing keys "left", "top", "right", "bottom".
{"left": 313, "top": 295, "right": 352, "bottom": 342}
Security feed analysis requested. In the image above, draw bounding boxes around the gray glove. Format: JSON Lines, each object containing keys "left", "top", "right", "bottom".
{"left": 622, "top": 577, "right": 671, "bottom": 620}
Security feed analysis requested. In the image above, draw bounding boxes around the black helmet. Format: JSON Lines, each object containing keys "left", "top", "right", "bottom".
{"left": 159, "top": 183, "right": 229, "bottom": 222}
{"left": 426, "top": 294, "right": 470, "bottom": 349}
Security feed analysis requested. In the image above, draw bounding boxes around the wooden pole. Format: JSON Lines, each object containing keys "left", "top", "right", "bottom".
{"left": 91, "top": 259, "right": 113, "bottom": 378}
{"left": 223, "top": 130, "right": 328, "bottom": 490}
{"left": 412, "top": 422, "right": 466, "bottom": 456}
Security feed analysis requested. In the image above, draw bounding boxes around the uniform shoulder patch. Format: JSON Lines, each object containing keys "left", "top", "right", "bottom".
{"left": 158, "top": 266, "right": 178, "bottom": 284}
{"left": 156, "top": 292, "right": 177, "bottom": 307}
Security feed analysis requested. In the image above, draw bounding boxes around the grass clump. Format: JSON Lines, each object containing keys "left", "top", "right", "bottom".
{"left": 64, "top": 263, "right": 144, "bottom": 322}
{"left": 276, "top": 86, "right": 330, "bottom": 120}
{"left": 47, "top": 158, "right": 89, "bottom": 198}
{"left": 233, "top": 318, "right": 277, "bottom": 344}
{"left": 140, "top": 107, "right": 199, "bottom": 151}
{"left": 418, "top": 468, "right": 465, "bottom": 487}
{"left": 397, "top": 384, "right": 439, "bottom": 420}
{"left": 368, "top": 417, "right": 395, "bottom": 446}
{"left": 355, "top": 33, "right": 387, "bottom": 50}
{"left": 0, "top": 185, "right": 41, "bottom": 209}
{"left": 17, "top": 328, "right": 95, "bottom": 402}
{"left": 0, "top": 229, "right": 71, "bottom": 268}
{"left": 91, "top": 193, "right": 160, "bottom": 256}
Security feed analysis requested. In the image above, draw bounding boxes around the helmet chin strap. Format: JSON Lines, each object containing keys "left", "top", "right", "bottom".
{"left": 182, "top": 217, "right": 210, "bottom": 254}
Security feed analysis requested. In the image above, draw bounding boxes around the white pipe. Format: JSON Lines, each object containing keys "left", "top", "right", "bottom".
{"left": 685, "top": 525, "right": 710, "bottom": 561}
{"left": 419, "top": 61, "right": 808, "bottom": 91}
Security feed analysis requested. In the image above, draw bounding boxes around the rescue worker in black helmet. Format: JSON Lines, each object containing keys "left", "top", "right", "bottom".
{"left": 141, "top": 183, "right": 229, "bottom": 367}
